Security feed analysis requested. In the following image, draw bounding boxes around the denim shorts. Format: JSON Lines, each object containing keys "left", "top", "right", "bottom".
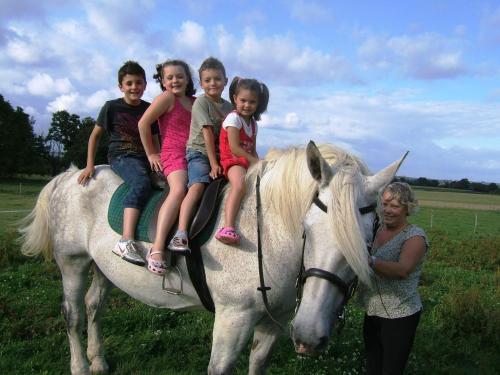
{"left": 186, "top": 149, "right": 211, "bottom": 187}
{"left": 110, "top": 155, "right": 151, "bottom": 209}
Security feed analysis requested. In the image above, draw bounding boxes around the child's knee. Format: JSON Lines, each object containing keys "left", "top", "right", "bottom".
{"left": 169, "top": 185, "right": 187, "bottom": 201}
{"left": 232, "top": 179, "right": 246, "bottom": 193}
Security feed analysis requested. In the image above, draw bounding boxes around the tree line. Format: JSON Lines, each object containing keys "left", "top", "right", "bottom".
{"left": 396, "top": 176, "right": 499, "bottom": 194}
{"left": 1, "top": 93, "right": 499, "bottom": 194}
{"left": 0, "top": 94, "right": 107, "bottom": 177}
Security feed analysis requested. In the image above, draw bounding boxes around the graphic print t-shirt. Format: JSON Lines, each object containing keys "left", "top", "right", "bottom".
{"left": 96, "top": 98, "right": 158, "bottom": 160}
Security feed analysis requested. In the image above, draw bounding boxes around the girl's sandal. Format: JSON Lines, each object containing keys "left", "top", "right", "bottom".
{"left": 215, "top": 227, "right": 240, "bottom": 245}
{"left": 146, "top": 248, "right": 167, "bottom": 276}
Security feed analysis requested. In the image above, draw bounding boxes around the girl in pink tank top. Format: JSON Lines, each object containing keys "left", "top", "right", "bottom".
{"left": 138, "top": 59, "right": 199, "bottom": 275}
{"left": 216, "top": 77, "right": 270, "bottom": 246}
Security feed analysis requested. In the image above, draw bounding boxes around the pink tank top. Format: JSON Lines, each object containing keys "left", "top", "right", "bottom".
{"left": 158, "top": 97, "right": 194, "bottom": 176}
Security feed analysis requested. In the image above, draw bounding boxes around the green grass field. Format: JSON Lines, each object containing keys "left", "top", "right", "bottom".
{"left": 0, "top": 179, "right": 498, "bottom": 374}
{"left": 0, "top": 180, "right": 47, "bottom": 236}
{"left": 414, "top": 187, "right": 500, "bottom": 206}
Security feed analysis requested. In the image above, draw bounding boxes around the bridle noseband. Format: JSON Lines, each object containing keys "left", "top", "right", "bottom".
{"left": 295, "top": 192, "right": 378, "bottom": 327}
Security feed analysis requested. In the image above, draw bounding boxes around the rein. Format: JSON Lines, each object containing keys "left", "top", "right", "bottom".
{"left": 255, "top": 174, "right": 285, "bottom": 331}
{"left": 254, "top": 172, "right": 378, "bottom": 332}
{"left": 295, "top": 192, "right": 378, "bottom": 329}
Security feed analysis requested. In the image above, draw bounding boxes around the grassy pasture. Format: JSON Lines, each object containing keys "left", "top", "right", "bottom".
{"left": 414, "top": 187, "right": 500, "bottom": 208}
{"left": 0, "top": 179, "right": 499, "bottom": 374}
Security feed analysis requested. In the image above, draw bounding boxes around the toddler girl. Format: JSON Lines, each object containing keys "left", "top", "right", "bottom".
{"left": 139, "top": 60, "right": 197, "bottom": 275}
{"left": 216, "top": 77, "right": 269, "bottom": 245}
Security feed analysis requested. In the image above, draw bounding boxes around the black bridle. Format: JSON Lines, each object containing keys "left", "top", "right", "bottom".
{"left": 294, "top": 192, "right": 378, "bottom": 327}
{"left": 254, "top": 175, "right": 378, "bottom": 332}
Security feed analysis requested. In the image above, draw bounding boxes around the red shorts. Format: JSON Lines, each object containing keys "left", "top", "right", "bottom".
{"left": 221, "top": 156, "right": 250, "bottom": 177}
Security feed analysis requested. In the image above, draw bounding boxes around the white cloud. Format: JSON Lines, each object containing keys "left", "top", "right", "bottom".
{"left": 6, "top": 38, "right": 41, "bottom": 63}
{"left": 27, "top": 73, "right": 73, "bottom": 97}
{"left": 85, "top": 89, "right": 113, "bottom": 111}
{"left": 230, "top": 30, "right": 354, "bottom": 83}
{"left": 358, "top": 33, "right": 467, "bottom": 79}
{"left": 173, "top": 21, "right": 206, "bottom": 52}
{"left": 47, "top": 93, "right": 80, "bottom": 113}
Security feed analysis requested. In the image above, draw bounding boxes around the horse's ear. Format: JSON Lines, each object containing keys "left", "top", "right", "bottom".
{"left": 306, "top": 141, "right": 333, "bottom": 186}
{"left": 365, "top": 151, "right": 409, "bottom": 195}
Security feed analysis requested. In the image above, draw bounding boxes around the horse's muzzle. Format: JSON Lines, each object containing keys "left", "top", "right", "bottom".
{"left": 293, "top": 336, "right": 329, "bottom": 355}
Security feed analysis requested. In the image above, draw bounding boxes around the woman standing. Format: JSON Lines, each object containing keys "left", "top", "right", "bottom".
{"left": 358, "top": 182, "right": 428, "bottom": 375}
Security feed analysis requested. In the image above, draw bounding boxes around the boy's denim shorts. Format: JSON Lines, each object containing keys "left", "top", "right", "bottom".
{"left": 110, "top": 155, "right": 151, "bottom": 209}
{"left": 186, "top": 149, "right": 211, "bottom": 187}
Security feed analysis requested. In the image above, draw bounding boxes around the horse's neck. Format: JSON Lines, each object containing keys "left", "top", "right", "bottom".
{"left": 202, "top": 181, "right": 304, "bottom": 305}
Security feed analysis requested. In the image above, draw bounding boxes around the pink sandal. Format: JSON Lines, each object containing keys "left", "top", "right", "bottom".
{"left": 215, "top": 227, "right": 240, "bottom": 245}
{"left": 146, "top": 248, "right": 167, "bottom": 276}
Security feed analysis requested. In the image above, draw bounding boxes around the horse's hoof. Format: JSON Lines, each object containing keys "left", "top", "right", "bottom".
{"left": 90, "top": 357, "right": 109, "bottom": 374}
{"left": 71, "top": 365, "right": 90, "bottom": 375}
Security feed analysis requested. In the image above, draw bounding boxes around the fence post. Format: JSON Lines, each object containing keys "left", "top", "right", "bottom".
{"left": 19, "top": 182, "right": 22, "bottom": 194}
{"left": 474, "top": 213, "right": 478, "bottom": 233}
{"left": 430, "top": 210, "right": 433, "bottom": 229}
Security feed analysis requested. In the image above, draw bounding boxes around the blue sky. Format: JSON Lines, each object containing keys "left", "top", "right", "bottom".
{"left": 1, "top": 0, "right": 499, "bottom": 182}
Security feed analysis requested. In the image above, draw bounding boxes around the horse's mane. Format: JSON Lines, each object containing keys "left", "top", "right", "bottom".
{"left": 326, "top": 162, "right": 372, "bottom": 286}
{"left": 252, "top": 143, "right": 372, "bottom": 284}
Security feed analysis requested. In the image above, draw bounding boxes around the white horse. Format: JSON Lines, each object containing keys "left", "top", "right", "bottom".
{"left": 291, "top": 143, "right": 406, "bottom": 354}
{"left": 19, "top": 142, "right": 404, "bottom": 374}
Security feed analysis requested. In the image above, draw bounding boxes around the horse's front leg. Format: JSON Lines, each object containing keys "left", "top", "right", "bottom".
{"left": 208, "top": 308, "right": 256, "bottom": 375}
{"left": 85, "top": 263, "right": 112, "bottom": 374}
{"left": 248, "top": 317, "right": 284, "bottom": 375}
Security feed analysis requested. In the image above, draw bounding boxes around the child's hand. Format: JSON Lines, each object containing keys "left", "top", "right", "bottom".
{"left": 78, "top": 166, "right": 95, "bottom": 185}
{"left": 210, "top": 164, "right": 223, "bottom": 179}
{"left": 147, "top": 153, "right": 163, "bottom": 173}
{"left": 249, "top": 156, "right": 259, "bottom": 165}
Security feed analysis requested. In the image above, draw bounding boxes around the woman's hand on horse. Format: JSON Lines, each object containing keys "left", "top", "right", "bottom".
{"left": 148, "top": 153, "right": 163, "bottom": 173}
{"left": 78, "top": 166, "right": 95, "bottom": 185}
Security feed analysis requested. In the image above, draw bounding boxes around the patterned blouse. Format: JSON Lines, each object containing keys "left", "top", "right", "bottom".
{"left": 358, "top": 224, "right": 429, "bottom": 319}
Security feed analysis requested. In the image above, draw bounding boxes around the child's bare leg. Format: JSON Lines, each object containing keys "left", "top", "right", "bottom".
{"left": 177, "top": 182, "right": 205, "bottom": 232}
{"left": 151, "top": 170, "right": 187, "bottom": 260}
{"left": 122, "top": 207, "right": 140, "bottom": 240}
{"left": 225, "top": 166, "right": 246, "bottom": 228}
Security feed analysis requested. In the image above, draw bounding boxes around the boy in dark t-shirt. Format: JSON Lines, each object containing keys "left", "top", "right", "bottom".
{"left": 78, "top": 60, "right": 160, "bottom": 266}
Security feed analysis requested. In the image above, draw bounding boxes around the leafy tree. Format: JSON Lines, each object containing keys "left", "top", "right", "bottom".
{"left": 488, "top": 183, "right": 499, "bottom": 193}
{"left": 65, "top": 116, "right": 108, "bottom": 168}
{"left": 47, "top": 110, "right": 81, "bottom": 152}
{"left": 0, "top": 94, "right": 50, "bottom": 176}
{"left": 416, "top": 177, "right": 429, "bottom": 186}
{"left": 451, "top": 178, "right": 471, "bottom": 190}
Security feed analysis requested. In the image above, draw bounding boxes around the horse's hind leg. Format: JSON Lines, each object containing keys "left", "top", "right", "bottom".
{"left": 58, "top": 255, "right": 93, "bottom": 375}
{"left": 85, "top": 263, "right": 112, "bottom": 374}
{"left": 248, "top": 318, "right": 283, "bottom": 375}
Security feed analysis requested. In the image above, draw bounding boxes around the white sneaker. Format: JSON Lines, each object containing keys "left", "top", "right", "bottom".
{"left": 113, "top": 240, "right": 145, "bottom": 266}
{"left": 167, "top": 235, "right": 191, "bottom": 254}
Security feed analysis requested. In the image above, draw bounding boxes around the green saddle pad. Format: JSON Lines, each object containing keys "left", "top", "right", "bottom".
{"left": 108, "top": 183, "right": 166, "bottom": 242}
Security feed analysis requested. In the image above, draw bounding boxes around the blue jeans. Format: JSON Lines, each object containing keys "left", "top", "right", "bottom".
{"left": 186, "top": 149, "right": 211, "bottom": 187}
{"left": 110, "top": 155, "right": 151, "bottom": 209}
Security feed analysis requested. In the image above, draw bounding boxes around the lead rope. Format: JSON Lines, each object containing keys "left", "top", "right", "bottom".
{"left": 369, "top": 216, "right": 392, "bottom": 319}
{"left": 255, "top": 173, "right": 286, "bottom": 332}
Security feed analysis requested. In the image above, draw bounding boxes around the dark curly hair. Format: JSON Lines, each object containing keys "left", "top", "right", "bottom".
{"left": 153, "top": 59, "right": 196, "bottom": 95}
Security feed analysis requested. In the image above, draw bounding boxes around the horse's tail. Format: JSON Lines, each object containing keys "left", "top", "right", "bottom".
{"left": 18, "top": 169, "right": 74, "bottom": 260}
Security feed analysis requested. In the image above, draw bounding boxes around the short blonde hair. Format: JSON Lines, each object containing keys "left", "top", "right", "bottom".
{"left": 382, "top": 182, "right": 419, "bottom": 216}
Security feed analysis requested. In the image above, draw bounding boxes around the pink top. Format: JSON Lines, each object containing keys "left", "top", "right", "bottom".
{"left": 158, "top": 97, "right": 194, "bottom": 176}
